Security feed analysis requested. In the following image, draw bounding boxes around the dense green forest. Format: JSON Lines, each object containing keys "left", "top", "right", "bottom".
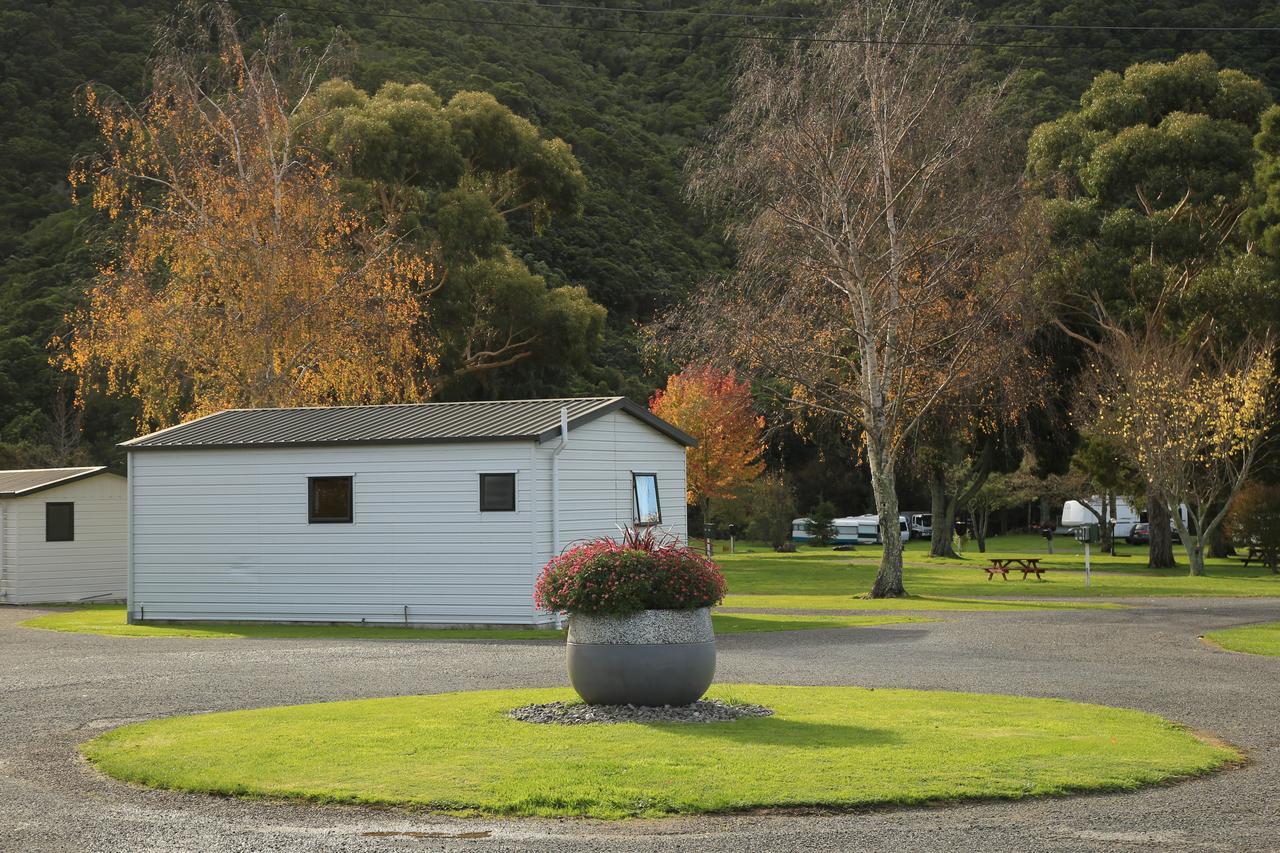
{"left": 1, "top": 0, "right": 1278, "bottom": 510}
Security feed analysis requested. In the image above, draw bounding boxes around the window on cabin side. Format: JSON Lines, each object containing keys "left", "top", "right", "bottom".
{"left": 45, "top": 502, "right": 74, "bottom": 542}
{"left": 479, "top": 473, "right": 516, "bottom": 512}
{"left": 632, "top": 473, "right": 661, "bottom": 526}
{"left": 308, "top": 476, "right": 353, "bottom": 523}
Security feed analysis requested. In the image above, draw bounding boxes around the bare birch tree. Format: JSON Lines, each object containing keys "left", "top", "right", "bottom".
{"left": 678, "top": 0, "right": 1033, "bottom": 597}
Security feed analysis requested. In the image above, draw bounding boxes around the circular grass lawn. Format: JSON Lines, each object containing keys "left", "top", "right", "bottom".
{"left": 81, "top": 685, "right": 1235, "bottom": 819}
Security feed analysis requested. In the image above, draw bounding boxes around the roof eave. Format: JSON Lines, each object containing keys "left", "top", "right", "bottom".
{"left": 1, "top": 466, "right": 113, "bottom": 497}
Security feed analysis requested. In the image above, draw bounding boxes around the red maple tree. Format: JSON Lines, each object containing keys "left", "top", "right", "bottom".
{"left": 650, "top": 366, "right": 764, "bottom": 527}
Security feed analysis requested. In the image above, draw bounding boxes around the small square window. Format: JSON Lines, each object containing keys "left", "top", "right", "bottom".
{"left": 46, "top": 502, "right": 74, "bottom": 542}
{"left": 480, "top": 473, "right": 516, "bottom": 512}
{"left": 632, "top": 473, "right": 661, "bottom": 526}
{"left": 308, "top": 477, "right": 352, "bottom": 523}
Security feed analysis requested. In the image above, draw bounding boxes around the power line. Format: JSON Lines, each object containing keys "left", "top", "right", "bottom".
{"left": 454, "top": 0, "right": 1280, "bottom": 34}
{"left": 233, "top": 1, "right": 1277, "bottom": 52}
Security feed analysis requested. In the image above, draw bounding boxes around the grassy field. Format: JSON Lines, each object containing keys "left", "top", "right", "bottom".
{"left": 1203, "top": 621, "right": 1280, "bottom": 657}
{"left": 81, "top": 684, "right": 1235, "bottom": 819}
{"left": 713, "top": 534, "right": 1280, "bottom": 608}
{"left": 20, "top": 604, "right": 925, "bottom": 640}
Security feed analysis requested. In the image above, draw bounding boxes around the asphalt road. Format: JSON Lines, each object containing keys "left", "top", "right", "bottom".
{"left": 2, "top": 598, "right": 1278, "bottom": 853}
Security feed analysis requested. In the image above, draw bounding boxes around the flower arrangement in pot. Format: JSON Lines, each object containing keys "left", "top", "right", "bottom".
{"left": 534, "top": 527, "right": 727, "bottom": 707}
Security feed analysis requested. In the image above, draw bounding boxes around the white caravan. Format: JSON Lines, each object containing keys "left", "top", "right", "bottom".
{"left": 792, "top": 514, "right": 909, "bottom": 545}
{"left": 1061, "top": 497, "right": 1189, "bottom": 538}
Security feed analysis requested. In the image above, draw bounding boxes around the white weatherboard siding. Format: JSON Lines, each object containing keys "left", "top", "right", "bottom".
{"left": 128, "top": 408, "right": 689, "bottom": 626}
{"left": 535, "top": 410, "right": 689, "bottom": 563}
{"left": 130, "top": 443, "right": 538, "bottom": 625}
{"left": 0, "top": 501, "right": 12, "bottom": 601}
{"left": 1, "top": 475, "right": 127, "bottom": 604}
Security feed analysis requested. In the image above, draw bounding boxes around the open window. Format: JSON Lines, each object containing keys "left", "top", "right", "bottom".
{"left": 45, "top": 502, "right": 74, "bottom": 542}
{"left": 479, "top": 473, "right": 516, "bottom": 512}
{"left": 308, "top": 476, "right": 353, "bottom": 523}
{"left": 632, "top": 473, "right": 661, "bottom": 526}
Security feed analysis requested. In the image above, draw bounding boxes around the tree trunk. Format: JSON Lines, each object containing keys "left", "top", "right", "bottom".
{"left": 929, "top": 476, "right": 959, "bottom": 558}
{"left": 1108, "top": 493, "right": 1118, "bottom": 555}
{"left": 1147, "top": 494, "right": 1175, "bottom": 568}
{"left": 1040, "top": 495, "right": 1054, "bottom": 553}
{"left": 1172, "top": 510, "right": 1205, "bottom": 576}
{"left": 1099, "top": 491, "right": 1114, "bottom": 554}
{"left": 868, "top": 439, "right": 906, "bottom": 598}
{"left": 975, "top": 509, "right": 988, "bottom": 552}
{"left": 1209, "top": 519, "right": 1235, "bottom": 558}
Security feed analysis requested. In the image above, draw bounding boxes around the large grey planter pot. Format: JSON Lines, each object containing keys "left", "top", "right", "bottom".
{"left": 566, "top": 608, "right": 715, "bottom": 707}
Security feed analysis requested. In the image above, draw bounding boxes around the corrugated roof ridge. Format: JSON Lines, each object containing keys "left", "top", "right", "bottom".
{"left": 211, "top": 396, "right": 621, "bottom": 414}
{"left": 0, "top": 466, "right": 101, "bottom": 475}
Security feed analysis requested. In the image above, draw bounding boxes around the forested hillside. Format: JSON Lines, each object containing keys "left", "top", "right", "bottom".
{"left": 1, "top": 0, "right": 1278, "bottom": 469}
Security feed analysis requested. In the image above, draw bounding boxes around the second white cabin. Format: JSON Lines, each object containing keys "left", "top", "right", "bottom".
{"left": 0, "top": 467, "right": 127, "bottom": 604}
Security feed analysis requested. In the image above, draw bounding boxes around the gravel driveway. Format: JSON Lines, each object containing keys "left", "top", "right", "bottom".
{"left": 2, "top": 599, "right": 1278, "bottom": 852}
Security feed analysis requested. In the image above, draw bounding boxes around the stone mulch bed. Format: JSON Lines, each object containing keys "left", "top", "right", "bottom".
{"left": 508, "top": 699, "right": 774, "bottom": 725}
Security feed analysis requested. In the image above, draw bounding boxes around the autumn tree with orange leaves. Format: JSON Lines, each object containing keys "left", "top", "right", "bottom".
{"left": 61, "top": 7, "right": 433, "bottom": 429}
{"left": 650, "top": 366, "right": 764, "bottom": 532}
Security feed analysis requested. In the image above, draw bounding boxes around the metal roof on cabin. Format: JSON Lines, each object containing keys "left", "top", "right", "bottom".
{"left": 120, "top": 397, "right": 697, "bottom": 450}
{"left": 0, "top": 467, "right": 110, "bottom": 497}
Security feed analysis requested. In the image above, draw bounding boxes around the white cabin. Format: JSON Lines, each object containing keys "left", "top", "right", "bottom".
{"left": 121, "top": 397, "right": 692, "bottom": 628}
{"left": 0, "top": 467, "right": 127, "bottom": 604}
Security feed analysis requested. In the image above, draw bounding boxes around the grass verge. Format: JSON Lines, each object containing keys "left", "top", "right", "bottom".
{"left": 722, "top": 594, "right": 1121, "bottom": 612}
{"left": 81, "top": 684, "right": 1237, "bottom": 819}
{"left": 20, "top": 605, "right": 925, "bottom": 640}
{"left": 1202, "top": 621, "right": 1280, "bottom": 657}
{"left": 715, "top": 535, "right": 1280, "bottom": 602}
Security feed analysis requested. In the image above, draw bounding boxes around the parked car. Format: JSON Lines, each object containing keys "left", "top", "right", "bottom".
{"left": 1125, "top": 522, "right": 1181, "bottom": 545}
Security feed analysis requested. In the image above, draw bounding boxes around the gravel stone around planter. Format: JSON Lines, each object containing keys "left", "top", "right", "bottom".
{"left": 508, "top": 699, "right": 774, "bottom": 725}
{"left": 567, "top": 607, "right": 713, "bottom": 644}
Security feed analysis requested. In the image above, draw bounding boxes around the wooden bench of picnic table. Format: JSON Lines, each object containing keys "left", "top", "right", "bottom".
{"left": 1240, "top": 546, "right": 1277, "bottom": 569}
{"left": 985, "top": 557, "right": 1046, "bottom": 581}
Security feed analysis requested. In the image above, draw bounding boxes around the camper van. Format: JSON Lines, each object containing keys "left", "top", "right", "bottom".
{"left": 792, "top": 514, "right": 910, "bottom": 545}
{"left": 1060, "top": 497, "right": 1189, "bottom": 539}
{"left": 904, "top": 512, "right": 932, "bottom": 539}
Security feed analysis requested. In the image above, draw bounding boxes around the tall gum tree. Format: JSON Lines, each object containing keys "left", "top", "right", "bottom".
{"left": 1026, "top": 52, "right": 1277, "bottom": 567}
{"left": 294, "top": 79, "right": 605, "bottom": 395}
{"left": 678, "top": 0, "right": 1034, "bottom": 597}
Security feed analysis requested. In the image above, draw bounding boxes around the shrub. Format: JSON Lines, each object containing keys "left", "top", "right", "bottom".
{"left": 807, "top": 500, "right": 838, "bottom": 546}
{"left": 1229, "top": 482, "right": 1280, "bottom": 572}
{"left": 534, "top": 532, "right": 727, "bottom": 616}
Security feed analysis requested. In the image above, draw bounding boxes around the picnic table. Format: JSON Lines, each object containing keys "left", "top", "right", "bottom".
{"left": 985, "top": 557, "right": 1046, "bottom": 581}
{"left": 1241, "top": 545, "right": 1278, "bottom": 570}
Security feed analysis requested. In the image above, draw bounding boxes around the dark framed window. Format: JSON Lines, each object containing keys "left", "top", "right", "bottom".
{"left": 632, "top": 473, "right": 661, "bottom": 526}
{"left": 479, "top": 473, "right": 516, "bottom": 512}
{"left": 46, "top": 502, "right": 75, "bottom": 542}
{"left": 308, "top": 476, "right": 353, "bottom": 523}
